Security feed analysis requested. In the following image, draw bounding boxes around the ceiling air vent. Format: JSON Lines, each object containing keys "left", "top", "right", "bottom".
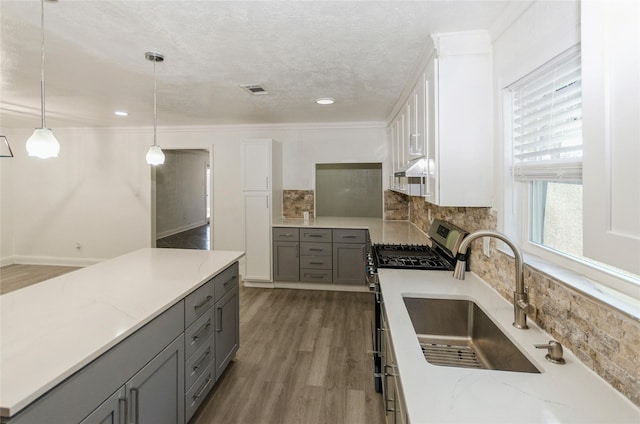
{"left": 240, "top": 84, "right": 269, "bottom": 95}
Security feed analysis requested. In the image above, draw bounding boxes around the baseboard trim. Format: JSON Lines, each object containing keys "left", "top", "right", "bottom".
{"left": 244, "top": 279, "right": 369, "bottom": 293}
{"left": 243, "top": 280, "right": 275, "bottom": 289}
{"left": 0, "top": 256, "right": 16, "bottom": 267}
{"left": 156, "top": 221, "right": 208, "bottom": 239}
{"left": 11, "top": 255, "right": 102, "bottom": 267}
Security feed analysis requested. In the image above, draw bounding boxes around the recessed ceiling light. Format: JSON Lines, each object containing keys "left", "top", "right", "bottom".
{"left": 114, "top": 111, "right": 129, "bottom": 116}
{"left": 315, "top": 97, "right": 335, "bottom": 105}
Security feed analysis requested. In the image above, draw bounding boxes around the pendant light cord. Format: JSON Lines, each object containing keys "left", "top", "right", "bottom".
{"left": 153, "top": 59, "right": 157, "bottom": 147}
{"left": 40, "top": 0, "right": 46, "bottom": 129}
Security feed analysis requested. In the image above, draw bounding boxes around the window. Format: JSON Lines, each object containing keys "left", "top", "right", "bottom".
{"left": 509, "top": 46, "right": 583, "bottom": 257}
{"left": 506, "top": 44, "right": 639, "bottom": 299}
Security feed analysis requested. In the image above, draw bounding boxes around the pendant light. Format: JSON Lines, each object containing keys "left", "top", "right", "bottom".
{"left": 145, "top": 52, "right": 165, "bottom": 166}
{"left": 26, "top": 0, "right": 60, "bottom": 159}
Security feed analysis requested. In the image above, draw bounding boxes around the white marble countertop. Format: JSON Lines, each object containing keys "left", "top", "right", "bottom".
{"left": 272, "top": 217, "right": 431, "bottom": 245}
{"left": 378, "top": 268, "right": 640, "bottom": 423}
{"left": 0, "top": 248, "right": 244, "bottom": 417}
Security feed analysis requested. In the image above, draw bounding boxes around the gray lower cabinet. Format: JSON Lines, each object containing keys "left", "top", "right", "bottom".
{"left": 125, "top": 334, "right": 185, "bottom": 424}
{"left": 332, "top": 229, "right": 367, "bottom": 285}
{"left": 79, "top": 387, "right": 125, "bottom": 424}
{"left": 272, "top": 227, "right": 368, "bottom": 285}
{"left": 83, "top": 333, "right": 185, "bottom": 424}
{"left": 273, "top": 241, "right": 299, "bottom": 281}
{"left": 332, "top": 243, "right": 366, "bottom": 284}
{"left": 215, "top": 286, "right": 239, "bottom": 377}
{"left": 183, "top": 261, "right": 239, "bottom": 423}
{"left": 273, "top": 227, "right": 300, "bottom": 282}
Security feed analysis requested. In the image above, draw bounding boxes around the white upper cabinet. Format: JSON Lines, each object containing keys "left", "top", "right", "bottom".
{"left": 409, "top": 75, "right": 426, "bottom": 159}
{"left": 388, "top": 30, "right": 493, "bottom": 207}
{"left": 241, "top": 140, "right": 272, "bottom": 191}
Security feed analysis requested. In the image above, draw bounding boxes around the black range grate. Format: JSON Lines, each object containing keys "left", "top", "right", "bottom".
{"left": 373, "top": 244, "right": 454, "bottom": 271}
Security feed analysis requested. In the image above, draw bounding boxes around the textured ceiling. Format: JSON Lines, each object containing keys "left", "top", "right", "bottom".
{"left": 0, "top": 0, "right": 529, "bottom": 128}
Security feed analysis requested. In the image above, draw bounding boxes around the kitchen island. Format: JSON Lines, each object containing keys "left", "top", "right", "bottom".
{"left": 0, "top": 248, "right": 244, "bottom": 423}
{"left": 378, "top": 268, "right": 640, "bottom": 423}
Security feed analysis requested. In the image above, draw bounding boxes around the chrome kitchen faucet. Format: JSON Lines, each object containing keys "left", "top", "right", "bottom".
{"left": 453, "top": 230, "right": 534, "bottom": 329}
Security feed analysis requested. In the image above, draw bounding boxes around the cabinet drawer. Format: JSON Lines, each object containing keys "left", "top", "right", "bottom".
{"left": 300, "top": 256, "right": 332, "bottom": 269}
{"left": 273, "top": 227, "right": 300, "bottom": 241}
{"left": 185, "top": 307, "right": 215, "bottom": 359}
{"left": 185, "top": 361, "right": 215, "bottom": 423}
{"left": 301, "top": 228, "right": 332, "bottom": 242}
{"left": 185, "top": 333, "right": 214, "bottom": 392}
{"left": 300, "top": 269, "right": 332, "bottom": 283}
{"left": 185, "top": 278, "right": 215, "bottom": 327}
{"left": 333, "top": 228, "right": 367, "bottom": 244}
{"left": 300, "top": 242, "right": 331, "bottom": 256}
{"left": 213, "top": 262, "right": 239, "bottom": 301}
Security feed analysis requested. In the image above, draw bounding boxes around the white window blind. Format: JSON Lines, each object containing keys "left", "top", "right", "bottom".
{"left": 510, "top": 46, "right": 582, "bottom": 182}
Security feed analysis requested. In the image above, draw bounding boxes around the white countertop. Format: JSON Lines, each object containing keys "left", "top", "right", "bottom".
{"left": 272, "top": 217, "right": 431, "bottom": 244}
{"left": 378, "top": 268, "right": 640, "bottom": 423}
{"left": 0, "top": 248, "right": 244, "bottom": 417}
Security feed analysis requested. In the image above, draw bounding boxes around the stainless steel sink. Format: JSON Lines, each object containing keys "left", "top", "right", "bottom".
{"left": 403, "top": 297, "right": 540, "bottom": 373}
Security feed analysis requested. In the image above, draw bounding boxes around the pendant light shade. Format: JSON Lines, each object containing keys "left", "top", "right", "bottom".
{"left": 145, "top": 51, "right": 165, "bottom": 166}
{"left": 26, "top": 128, "right": 60, "bottom": 159}
{"left": 146, "top": 144, "right": 165, "bottom": 165}
{"left": 27, "top": 0, "right": 59, "bottom": 159}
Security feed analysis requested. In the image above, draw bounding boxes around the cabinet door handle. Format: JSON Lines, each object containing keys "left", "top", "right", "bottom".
{"left": 281, "top": 233, "right": 294, "bottom": 237}
{"left": 266, "top": 176, "right": 269, "bottom": 189}
{"left": 193, "top": 347, "right": 212, "bottom": 373}
{"left": 130, "top": 388, "right": 139, "bottom": 424}
{"left": 309, "top": 261, "right": 324, "bottom": 265}
{"left": 193, "top": 374, "right": 213, "bottom": 402}
{"left": 194, "top": 295, "right": 212, "bottom": 310}
{"left": 308, "top": 234, "right": 323, "bottom": 238}
{"left": 296, "top": 243, "right": 299, "bottom": 259}
{"left": 306, "top": 273, "right": 324, "bottom": 278}
{"left": 119, "top": 397, "right": 128, "bottom": 424}
{"left": 309, "top": 248, "right": 324, "bottom": 252}
{"left": 217, "top": 307, "right": 223, "bottom": 332}
{"left": 193, "top": 319, "right": 211, "bottom": 342}
{"left": 223, "top": 275, "right": 236, "bottom": 286}
{"left": 341, "top": 235, "right": 357, "bottom": 239}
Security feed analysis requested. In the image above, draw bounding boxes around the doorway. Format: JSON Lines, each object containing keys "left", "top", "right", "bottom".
{"left": 154, "top": 149, "right": 211, "bottom": 250}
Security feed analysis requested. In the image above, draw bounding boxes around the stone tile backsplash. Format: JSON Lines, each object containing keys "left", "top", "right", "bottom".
{"left": 383, "top": 190, "right": 409, "bottom": 220}
{"left": 283, "top": 190, "right": 314, "bottom": 219}
{"left": 405, "top": 196, "right": 640, "bottom": 407}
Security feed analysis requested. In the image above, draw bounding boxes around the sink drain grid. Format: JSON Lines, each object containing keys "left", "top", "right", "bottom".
{"left": 420, "top": 342, "right": 482, "bottom": 369}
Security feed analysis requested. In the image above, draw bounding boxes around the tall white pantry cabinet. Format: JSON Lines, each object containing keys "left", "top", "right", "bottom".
{"left": 241, "top": 140, "right": 282, "bottom": 282}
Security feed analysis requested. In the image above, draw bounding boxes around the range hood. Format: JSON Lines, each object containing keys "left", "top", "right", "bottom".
{"left": 394, "top": 158, "right": 427, "bottom": 177}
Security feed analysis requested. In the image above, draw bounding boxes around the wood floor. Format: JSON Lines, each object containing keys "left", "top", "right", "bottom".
{"left": 192, "top": 286, "right": 385, "bottom": 424}
{"left": 0, "top": 265, "right": 385, "bottom": 424}
{"left": 0, "top": 264, "right": 80, "bottom": 294}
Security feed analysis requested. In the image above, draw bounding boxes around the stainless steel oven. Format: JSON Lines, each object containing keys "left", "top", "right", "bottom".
{"left": 368, "top": 219, "right": 468, "bottom": 393}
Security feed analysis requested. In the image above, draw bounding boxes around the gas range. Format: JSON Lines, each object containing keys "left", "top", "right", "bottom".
{"left": 373, "top": 243, "right": 455, "bottom": 270}
{"left": 372, "top": 220, "right": 468, "bottom": 271}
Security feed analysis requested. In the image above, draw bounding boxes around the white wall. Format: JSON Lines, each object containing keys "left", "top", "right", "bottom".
{"left": 2, "top": 128, "right": 152, "bottom": 265}
{"left": 0, "top": 123, "right": 387, "bottom": 265}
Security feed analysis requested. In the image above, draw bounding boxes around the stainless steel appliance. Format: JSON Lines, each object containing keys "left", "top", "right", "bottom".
{"left": 368, "top": 219, "right": 468, "bottom": 393}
